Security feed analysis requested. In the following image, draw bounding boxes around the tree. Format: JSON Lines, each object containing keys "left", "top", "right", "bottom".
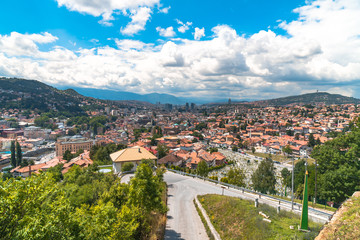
{"left": 251, "top": 158, "right": 276, "bottom": 194}
{"left": 10, "top": 141, "right": 16, "bottom": 167}
{"left": 251, "top": 147, "right": 255, "bottom": 154}
{"left": 127, "top": 163, "right": 165, "bottom": 214}
{"left": 232, "top": 146, "right": 238, "bottom": 152}
{"left": 308, "top": 133, "right": 316, "bottom": 148}
{"left": 197, "top": 160, "right": 209, "bottom": 177}
{"left": 283, "top": 144, "right": 293, "bottom": 155}
{"left": 122, "top": 163, "right": 134, "bottom": 172}
{"left": 209, "top": 147, "right": 218, "bottom": 153}
{"left": 281, "top": 168, "right": 291, "bottom": 188}
{"left": 226, "top": 167, "right": 245, "bottom": 187}
{"left": 63, "top": 150, "right": 73, "bottom": 162}
{"left": 157, "top": 144, "right": 169, "bottom": 159}
{"left": 16, "top": 142, "right": 22, "bottom": 167}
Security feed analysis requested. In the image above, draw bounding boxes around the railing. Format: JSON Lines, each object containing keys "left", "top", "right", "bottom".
{"left": 167, "top": 168, "right": 333, "bottom": 218}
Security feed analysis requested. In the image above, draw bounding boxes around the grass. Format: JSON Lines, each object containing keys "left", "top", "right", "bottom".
{"left": 98, "top": 166, "right": 113, "bottom": 170}
{"left": 194, "top": 198, "right": 215, "bottom": 240}
{"left": 199, "top": 194, "right": 323, "bottom": 240}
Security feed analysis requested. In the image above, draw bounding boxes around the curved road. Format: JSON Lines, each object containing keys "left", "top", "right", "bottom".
{"left": 164, "top": 171, "right": 332, "bottom": 240}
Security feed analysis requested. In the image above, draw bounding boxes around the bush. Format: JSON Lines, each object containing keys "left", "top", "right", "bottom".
{"left": 122, "top": 162, "right": 135, "bottom": 172}
{"left": 220, "top": 177, "right": 229, "bottom": 183}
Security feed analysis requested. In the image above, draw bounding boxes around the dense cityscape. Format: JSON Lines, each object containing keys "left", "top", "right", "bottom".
{"left": 2, "top": 0, "right": 360, "bottom": 239}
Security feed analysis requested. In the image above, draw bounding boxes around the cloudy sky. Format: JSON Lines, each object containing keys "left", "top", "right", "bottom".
{"left": 0, "top": 0, "right": 360, "bottom": 101}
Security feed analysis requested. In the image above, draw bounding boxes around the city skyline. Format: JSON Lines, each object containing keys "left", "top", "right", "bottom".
{"left": 0, "top": 0, "right": 360, "bottom": 101}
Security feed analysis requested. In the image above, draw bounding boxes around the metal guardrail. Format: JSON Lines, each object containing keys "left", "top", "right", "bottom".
{"left": 167, "top": 168, "right": 333, "bottom": 218}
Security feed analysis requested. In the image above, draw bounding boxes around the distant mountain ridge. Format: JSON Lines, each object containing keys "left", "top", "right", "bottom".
{"left": 0, "top": 77, "right": 101, "bottom": 115}
{"left": 252, "top": 92, "right": 360, "bottom": 106}
{"left": 65, "top": 87, "right": 186, "bottom": 105}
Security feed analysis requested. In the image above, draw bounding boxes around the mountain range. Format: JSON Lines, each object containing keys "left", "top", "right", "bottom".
{"left": 252, "top": 92, "right": 360, "bottom": 106}
{"left": 1, "top": 78, "right": 360, "bottom": 109}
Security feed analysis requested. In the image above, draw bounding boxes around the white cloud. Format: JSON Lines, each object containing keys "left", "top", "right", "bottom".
{"left": 0, "top": 32, "right": 58, "bottom": 57}
{"left": 176, "top": 19, "right": 192, "bottom": 33}
{"left": 194, "top": 27, "right": 205, "bottom": 40}
{"left": 120, "top": 7, "right": 152, "bottom": 35}
{"left": 2, "top": 0, "right": 360, "bottom": 100}
{"left": 158, "top": 6, "right": 170, "bottom": 14}
{"left": 56, "top": 0, "right": 160, "bottom": 33}
{"left": 156, "top": 26, "right": 176, "bottom": 37}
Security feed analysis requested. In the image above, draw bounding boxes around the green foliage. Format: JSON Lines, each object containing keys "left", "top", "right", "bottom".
{"left": 282, "top": 144, "right": 293, "bottom": 155}
{"left": 63, "top": 149, "right": 73, "bottom": 162}
{"left": 220, "top": 177, "right": 229, "bottom": 183}
{"left": 157, "top": 144, "right": 169, "bottom": 159}
{"left": 10, "top": 140, "right": 16, "bottom": 167}
{"left": 122, "top": 162, "right": 135, "bottom": 172}
{"left": 209, "top": 147, "right": 218, "bottom": 153}
{"left": 195, "top": 122, "right": 207, "bottom": 131}
{"left": 308, "top": 133, "right": 316, "bottom": 148}
{"left": 127, "top": 163, "right": 166, "bottom": 215}
{"left": 197, "top": 160, "right": 209, "bottom": 177}
{"left": 252, "top": 158, "right": 276, "bottom": 194}
{"left": 191, "top": 131, "right": 204, "bottom": 140}
{"left": 280, "top": 168, "right": 291, "bottom": 188}
{"left": 0, "top": 160, "right": 167, "bottom": 239}
{"left": 311, "top": 126, "right": 360, "bottom": 203}
{"left": 226, "top": 167, "right": 246, "bottom": 187}
{"left": 90, "top": 143, "right": 126, "bottom": 165}
{"left": 232, "top": 146, "right": 238, "bottom": 152}
{"left": 15, "top": 141, "right": 22, "bottom": 167}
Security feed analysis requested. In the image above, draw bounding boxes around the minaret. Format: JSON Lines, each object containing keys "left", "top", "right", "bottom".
{"left": 300, "top": 170, "right": 309, "bottom": 230}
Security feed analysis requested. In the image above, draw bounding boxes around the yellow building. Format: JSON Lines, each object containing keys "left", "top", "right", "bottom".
{"left": 110, "top": 146, "right": 157, "bottom": 173}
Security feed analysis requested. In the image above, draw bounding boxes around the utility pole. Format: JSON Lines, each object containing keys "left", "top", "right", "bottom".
{"left": 291, "top": 156, "right": 294, "bottom": 210}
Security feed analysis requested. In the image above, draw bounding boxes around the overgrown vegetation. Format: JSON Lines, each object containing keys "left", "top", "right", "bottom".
{"left": 0, "top": 162, "right": 167, "bottom": 239}
{"left": 199, "top": 194, "right": 322, "bottom": 240}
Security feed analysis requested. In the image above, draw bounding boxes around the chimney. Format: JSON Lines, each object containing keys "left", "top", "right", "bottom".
{"left": 29, "top": 165, "right": 31, "bottom": 177}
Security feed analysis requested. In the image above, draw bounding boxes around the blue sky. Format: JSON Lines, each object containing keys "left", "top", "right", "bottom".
{"left": 0, "top": 0, "right": 359, "bottom": 100}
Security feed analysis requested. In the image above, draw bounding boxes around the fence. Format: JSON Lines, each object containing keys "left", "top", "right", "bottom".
{"left": 167, "top": 168, "right": 333, "bottom": 218}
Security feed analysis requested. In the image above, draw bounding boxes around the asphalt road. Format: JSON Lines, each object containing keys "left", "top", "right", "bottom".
{"left": 164, "top": 171, "right": 332, "bottom": 240}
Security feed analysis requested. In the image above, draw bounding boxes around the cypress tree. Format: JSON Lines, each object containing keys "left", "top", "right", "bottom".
{"left": 16, "top": 142, "right": 22, "bottom": 167}
{"left": 10, "top": 141, "right": 16, "bottom": 167}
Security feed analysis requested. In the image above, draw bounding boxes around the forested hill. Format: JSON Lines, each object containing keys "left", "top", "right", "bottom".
{"left": 252, "top": 92, "right": 360, "bottom": 106}
{"left": 0, "top": 77, "right": 102, "bottom": 116}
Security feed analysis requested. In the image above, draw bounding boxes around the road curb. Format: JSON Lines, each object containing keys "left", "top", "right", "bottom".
{"left": 195, "top": 195, "right": 222, "bottom": 240}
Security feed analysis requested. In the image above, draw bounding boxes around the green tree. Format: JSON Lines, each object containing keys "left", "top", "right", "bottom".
{"left": 10, "top": 141, "right": 16, "bottom": 167}
{"left": 127, "top": 163, "right": 165, "bottom": 214}
{"left": 209, "top": 147, "right": 218, "bottom": 153}
{"left": 232, "top": 146, "right": 238, "bottom": 152}
{"left": 283, "top": 144, "right": 293, "bottom": 155}
{"left": 63, "top": 149, "right": 73, "bottom": 162}
{"left": 281, "top": 168, "right": 291, "bottom": 188}
{"left": 226, "top": 167, "right": 246, "bottom": 187}
{"left": 251, "top": 158, "right": 276, "bottom": 194}
{"left": 157, "top": 144, "right": 169, "bottom": 159}
{"left": 251, "top": 147, "right": 256, "bottom": 154}
{"left": 197, "top": 160, "right": 209, "bottom": 177}
{"left": 308, "top": 133, "right": 316, "bottom": 148}
{"left": 122, "top": 162, "right": 134, "bottom": 172}
{"left": 15, "top": 142, "right": 22, "bottom": 167}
